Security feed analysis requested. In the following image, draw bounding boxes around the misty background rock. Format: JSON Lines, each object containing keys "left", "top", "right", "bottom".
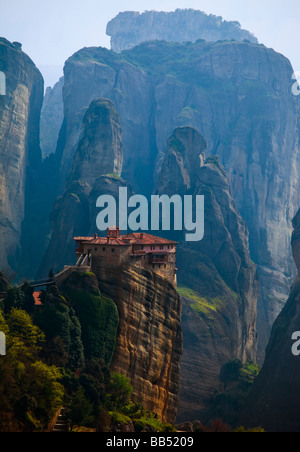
{"left": 43, "top": 38, "right": 300, "bottom": 360}
{"left": 0, "top": 8, "right": 300, "bottom": 429}
{"left": 0, "top": 38, "right": 43, "bottom": 277}
{"left": 154, "top": 126, "right": 259, "bottom": 422}
{"left": 106, "top": 9, "right": 258, "bottom": 53}
{"left": 240, "top": 209, "right": 300, "bottom": 432}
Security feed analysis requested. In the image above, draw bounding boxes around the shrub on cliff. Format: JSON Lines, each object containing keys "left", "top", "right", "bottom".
{"left": 108, "top": 372, "right": 133, "bottom": 411}
{"left": 34, "top": 286, "right": 84, "bottom": 370}
{"left": 207, "top": 359, "right": 260, "bottom": 427}
{"left": 63, "top": 284, "right": 118, "bottom": 365}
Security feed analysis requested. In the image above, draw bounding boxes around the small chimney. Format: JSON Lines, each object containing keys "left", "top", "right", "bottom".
{"left": 94, "top": 233, "right": 98, "bottom": 240}
{"left": 107, "top": 226, "right": 120, "bottom": 239}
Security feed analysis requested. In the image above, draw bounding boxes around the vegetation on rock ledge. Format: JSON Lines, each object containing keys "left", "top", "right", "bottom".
{"left": 0, "top": 272, "right": 176, "bottom": 432}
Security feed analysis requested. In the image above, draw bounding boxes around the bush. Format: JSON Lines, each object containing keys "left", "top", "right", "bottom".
{"left": 108, "top": 373, "right": 133, "bottom": 411}
{"left": 65, "top": 288, "right": 118, "bottom": 365}
{"left": 0, "top": 307, "right": 64, "bottom": 431}
{"left": 207, "top": 360, "right": 260, "bottom": 427}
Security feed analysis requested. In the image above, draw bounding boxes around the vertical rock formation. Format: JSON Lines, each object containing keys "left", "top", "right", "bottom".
{"left": 39, "top": 92, "right": 183, "bottom": 421}
{"left": 70, "top": 98, "right": 123, "bottom": 185}
{"left": 59, "top": 49, "right": 154, "bottom": 194}
{"left": 93, "top": 259, "right": 182, "bottom": 424}
{"left": 37, "top": 180, "right": 91, "bottom": 275}
{"left": 40, "top": 76, "right": 64, "bottom": 158}
{"left": 0, "top": 38, "right": 43, "bottom": 274}
{"left": 240, "top": 209, "right": 300, "bottom": 432}
{"left": 54, "top": 39, "right": 300, "bottom": 358}
{"left": 106, "top": 10, "right": 258, "bottom": 53}
{"left": 156, "top": 126, "right": 206, "bottom": 194}
{"left": 155, "top": 127, "right": 259, "bottom": 422}
{"left": 38, "top": 98, "right": 127, "bottom": 277}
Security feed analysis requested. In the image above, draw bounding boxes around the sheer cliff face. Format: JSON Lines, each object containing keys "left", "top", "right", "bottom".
{"left": 40, "top": 77, "right": 64, "bottom": 158}
{"left": 60, "top": 52, "right": 153, "bottom": 194}
{"left": 241, "top": 209, "right": 300, "bottom": 432}
{"left": 38, "top": 180, "right": 91, "bottom": 276}
{"left": 55, "top": 40, "right": 300, "bottom": 357}
{"left": 40, "top": 92, "right": 182, "bottom": 422}
{"left": 0, "top": 38, "right": 43, "bottom": 273}
{"left": 106, "top": 10, "right": 258, "bottom": 53}
{"left": 71, "top": 98, "right": 123, "bottom": 185}
{"left": 38, "top": 98, "right": 125, "bottom": 277}
{"left": 92, "top": 260, "right": 183, "bottom": 424}
{"left": 155, "top": 127, "right": 259, "bottom": 422}
{"left": 40, "top": 94, "right": 182, "bottom": 422}
{"left": 156, "top": 126, "right": 207, "bottom": 193}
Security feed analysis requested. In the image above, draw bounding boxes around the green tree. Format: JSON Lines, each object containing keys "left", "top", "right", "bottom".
{"left": 30, "top": 361, "right": 64, "bottom": 421}
{"left": 108, "top": 373, "right": 133, "bottom": 411}
{"left": 66, "top": 287, "right": 118, "bottom": 365}
{"left": 0, "top": 309, "right": 8, "bottom": 335}
{"left": 3, "top": 284, "right": 35, "bottom": 314}
{"left": 34, "top": 285, "right": 84, "bottom": 370}
{"left": 207, "top": 360, "right": 260, "bottom": 427}
{"left": 4, "top": 287, "right": 24, "bottom": 313}
{"left": 20, "top": 283, "right": 35, "bottom": 314}
{"left": 7, "top": 308, "right": 45, "bottom": 351}
{"left": 67, "top": 387, "right": 95, "bottom": 428}
{"left": 0, "top": 308, "right": 64, "bottom": 431}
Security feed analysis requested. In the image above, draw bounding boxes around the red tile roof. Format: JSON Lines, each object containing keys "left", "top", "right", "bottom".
{"left": 74, "top": 232, "right": 178, "bottom": 246}
{"left": 33, "top": 291, "right": 42, "bottom": 306}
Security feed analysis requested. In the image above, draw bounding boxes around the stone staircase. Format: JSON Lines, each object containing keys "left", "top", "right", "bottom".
{"left": 53, "top": 408, "right": 69, "bottom": 433}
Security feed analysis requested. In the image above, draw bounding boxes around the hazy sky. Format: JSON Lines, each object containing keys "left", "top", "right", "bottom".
{"left": 0, "top": 0, "right": 299, "bottom": 87}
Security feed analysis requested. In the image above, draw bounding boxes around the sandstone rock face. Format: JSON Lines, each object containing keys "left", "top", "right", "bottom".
{"left": 41, "top": 99, "right": 182, "bottom": 422}
{"left": 0, "top": 38, "right": 43, "bottom": 273}
{"left": 55, "top": 40, "right": 300, "bottom": 358}
{"left": 156, "top": 126, "right": 206, "bottom": 193}
{"left": 292, "top": 210, "right": 300, "bottom": 276}
{"left": 88, "top": 174, "right": 133, "bottom": 236}
{"left": 70, "top": 98, "right": 123, "bottom": 185}
{"left": 37, "top": 180, "right": 91, "bottom": 276}
{"left": 106, "top": 10, "right": 258, "bottom": 53}
{"left": 59, "top": 50, "right": 153, "bottom": 194}
{"left": 40, "top": 77, "right": 64, "bottom": 158}
{"left": 155, "top": 127, "right": 259, "bottom": 422}
{"left": 241, "top": 209, "right": 300, "bottom": 432}
{"left": 38, "top": 98, "right": 127, "bottom": 277}
{"left": 92, "top": 259, "right": 183, "bottom": 424}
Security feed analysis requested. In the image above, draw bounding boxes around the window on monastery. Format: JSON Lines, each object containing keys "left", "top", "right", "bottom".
{"left": 102, "top": 247, "right": 106, "bottom": 252}
{"left": 111, "top": 248, "right": 115, "bottom": 253}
